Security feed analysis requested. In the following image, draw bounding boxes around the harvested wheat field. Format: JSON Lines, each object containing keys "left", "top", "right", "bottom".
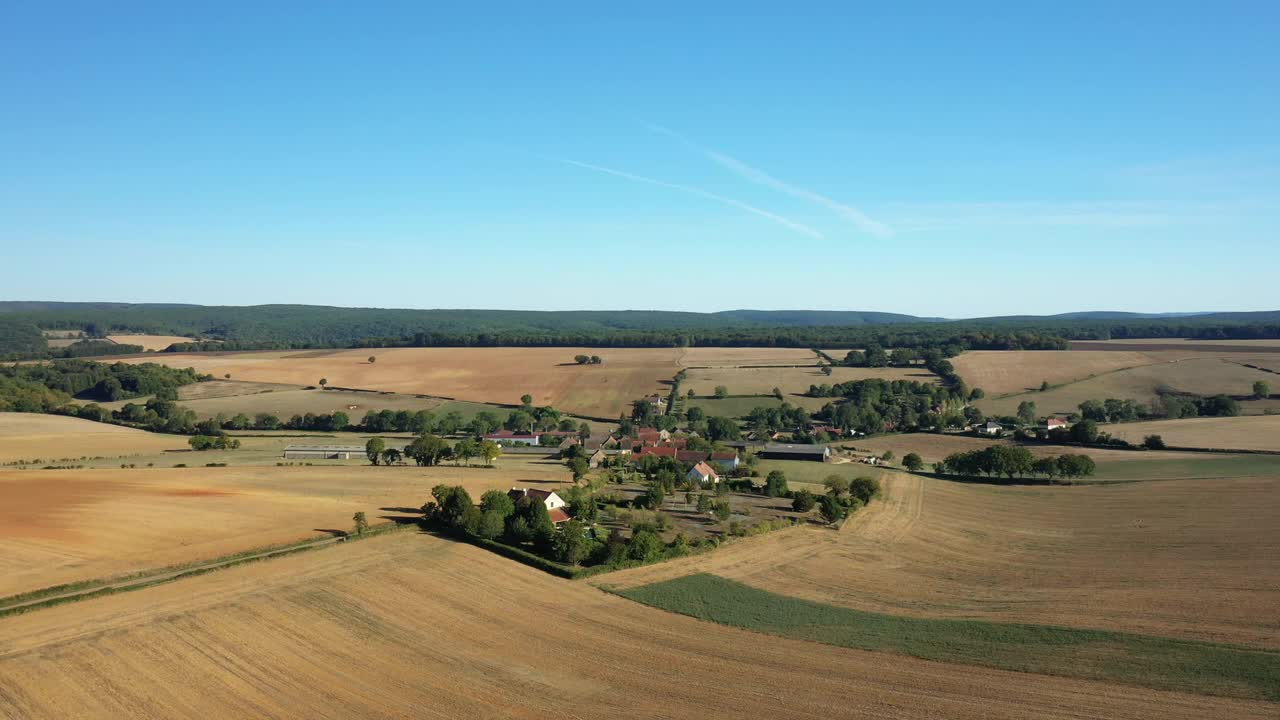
{"left": 1107, "top": 415, "right": 1280, "bottom": 452}
{"left": 119, "top": 347, "right": 682, "bottom": 417}
{"left": 953, "top": 350, "right": 1156, "bottom": 396}
{"left": 684, "top": 365, "right": 935, "bottom": 397}
{"left": 105, "top": 334, "right": 195, "bottom": 351}
{"left": 0, "top": 532, "right": 1271, "bottom": 720}
{"left": 843, "top": 433, "right": 1204, "bottom": 466}
{"left": 0, "top": 413, "right": 188, "bottom": 464}
{"left": 979, "top": 356, "right": 1279, "bottom": 417}
{"left": 603, "top": 472, "right": 1280, "bottom": 649}
{"left": 677, "top": 347, "right": 820, "bottom": 367}
{"left": 0, "top": 459, "right": 570, "bottom": 598}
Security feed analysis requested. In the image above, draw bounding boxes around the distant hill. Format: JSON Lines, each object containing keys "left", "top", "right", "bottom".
{"left": 0, "top": 302, "right": 1277, "bottom": 357}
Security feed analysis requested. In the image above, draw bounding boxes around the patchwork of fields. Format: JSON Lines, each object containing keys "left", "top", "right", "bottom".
{"left": 602, "top": 471, "right": 1280, "bottom": 648}
{"left": 955, "top": 349, "right": 1280, "bottom": 417}
{"left": 0, "top": 458, "right": 572, "bottom": 598}
{"left": 119, "top": 347, "right": 683, "bottom": 418}
{"left": 0, "top": 532, "right": 1271, "bottom": 720}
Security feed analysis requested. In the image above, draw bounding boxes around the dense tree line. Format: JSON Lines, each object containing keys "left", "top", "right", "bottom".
{"left": 935, "top": 446, "right": 1096, "bottom": 480}
{"left": 0, "top": 360, "right": 208, "bottom": 403}
{"left": 809, "top": 378, "right": 968, "bottom": 435}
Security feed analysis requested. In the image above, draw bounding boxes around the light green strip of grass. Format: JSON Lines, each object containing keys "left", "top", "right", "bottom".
{"left": 614, "top": 573, "right": 1280, "bottom": 702}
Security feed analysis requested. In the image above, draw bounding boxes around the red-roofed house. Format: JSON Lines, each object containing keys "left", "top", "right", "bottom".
{"left": 709, "top": 451, "right": 739, "bottom": 471}
{"left": 676, "top": 449, "right": 711, "bottom": 465}
{"left": 634, "top": 446, "right": 678, "bottom": 460}
{"left": 547, "top": 507, "right": 571, "bottom": 524}
{"left": 687, "top": 461, "right": 720, "bottom": 485}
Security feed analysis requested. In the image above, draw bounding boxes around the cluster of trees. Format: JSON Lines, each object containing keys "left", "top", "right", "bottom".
{"left": 812, "top": 379, "right": 967, "bottom": 435}
{"left": 188, "top": 433, "right": 241, "bottom": 450}
{"left": 744, "top": 403, "right": 811, "bottom": 436}
{"left": 935, "top": 446, "right": 1096, "bottom": 480}
{"left": 0, "top": 359, "right": 208, "bottom": 403}
{"left": 792, "top": 474, "right": 882, "bottom": 524}
{"left": 573, "top": 354, "right": 603, "bottom": 364}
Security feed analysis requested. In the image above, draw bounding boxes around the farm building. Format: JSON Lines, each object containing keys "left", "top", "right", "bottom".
{"left": 709, "top": 450, "right": 739, "bottom": 470}
{"left": 483, "top": 430, "right": 540, "bottom": 446}
{"left": 508, "top": 488, "right": 569, "bottom": 523}
{"left": 676, "top": 449, "right": 711, "bottom": 465}
{"left": 634, "top": 446, "right": 678, "bottom": 460}
{"left": 1042, "top": 417, "right": 1071, "bottom": 432}
{"left": 758, "top": 443, "right": 831, "bottom": 462}
{"left": 281, "top": 445, "right": 367, "bottom": 460}
{"left": 978, "top": 421, "right": 1004, "bottom": 436}
{"left": 687, "top": 461, "right": 720, "bottom": 485}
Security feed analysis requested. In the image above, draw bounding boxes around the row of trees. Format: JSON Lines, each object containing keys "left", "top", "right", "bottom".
{"left": 573, "top": 354, "right": 603, "bottom": 364}
{"left": 934, "top": 446, "right": 1096, "bottom": 480}
{"left": 0, "top": 359, "right": 207, "bottom": 403}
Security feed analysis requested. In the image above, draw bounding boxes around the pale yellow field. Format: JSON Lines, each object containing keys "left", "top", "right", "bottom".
{"left": 1106, "top": 415, "right": 1280, "bottom": 452}
{"left": 677, "top": 347, "right": 820, "bottom": 366}
{"left": 118, "top": 347, "right": 681, "bottom": 417}
{"left": 1079, "top": 338, "right": 1280, "bottom": 348}
{"left": 0, "top": 458, "right": 572, "bottom": 597}
{"left": 953, "top": 350, "right": 1155, "bottom": 396}
{"left": 105, "top": 334, "right": 195, "bottom": 351}
{"left": 843, "top": 433, "right": 1195, "bottom": 465}
{"left": 684, "top": 365, "right": 935, "bottom": 397}
{"left": 979, "top": 356, "right": 1278, "bottom": 417}
{"left": 0, "top": 413, "right": 189, "bottom": 463}
{"left": 604, "top": 472, "right": 1280, "bottom": 649}
{"left": 0, "top": 532, "right": 1269, "bottom": 720}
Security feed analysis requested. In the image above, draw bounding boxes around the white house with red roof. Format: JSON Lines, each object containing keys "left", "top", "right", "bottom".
{"left": 686, "top": 461, "right": 720, "bottom": 485}
{"left": 508, "top": 487, "right": 571, "bottom": 523}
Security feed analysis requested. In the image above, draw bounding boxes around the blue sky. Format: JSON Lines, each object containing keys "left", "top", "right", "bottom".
{"left": 2, "top": 2, "right": 1277, "bottom": 317}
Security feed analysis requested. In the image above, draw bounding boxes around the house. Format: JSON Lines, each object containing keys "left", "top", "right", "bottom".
{"left": 484, "top": 430, "right": 541, "bottom": 446}
{"left": 811, "top": 425, "right": 845, "bottom": 438}
{"left": 687, "top": 461, "right": 720, "bottom": 485}
{"left": 282, "top": 444, "right": 366, "bottom": 460}
{"left": 634, "top": 446, "right": 678, "bottom": 460}
{"left": 508, "top": 487, "right": 567, "bottom": 511}
{"left": 547, "top": 507, "right": 571, "bottom": 524}
{"left": 641, "top": 394, "right": 667, "bottom": 409}
{"left": 758, "top": 443, "right": 831, "bottom": 462}
{"left": 588, "top": 448, "right": 608, "bottom": 468}
{"left": 1043, "top": 417, "right": 1070, "bottom": 432}
{"left": 861, "top": 455, "right": 881, "bottom": 465}
{"left": 582, "top": 432, "right": 614, "bottom": 451}
{"left": 977, "top": 421, "right": 1003, "bottom": 436}
{"left": 635, "top": 427, "right": 670, "bottom": 444}
{"left": 709, "top": 450, "right": 739, "bottom": 471}
{"left": 676, "top": 449, "right": 711, "bottom": 465}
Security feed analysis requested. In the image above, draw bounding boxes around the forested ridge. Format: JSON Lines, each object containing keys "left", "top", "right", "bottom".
{"left": 0, "top": 303, "right": 1278, "bottom": 358}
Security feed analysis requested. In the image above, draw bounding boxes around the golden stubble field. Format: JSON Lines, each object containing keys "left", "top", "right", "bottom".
{"left": 954, "top": 350, "right": 1280, "bottom": 417}
{"left": 683, "top": 365, "right": 936, "bottom": 397}
{"left": 104, "top": 334, "right": 195, "bottom": 351}
{"left": 0, "top": 413, "right": 189, "bottom": 463}
{"left": 119, "top": 347, "right": 683, "bottom": 418}
{"left": 603, "top": 471, "right": 1280, "bottom": 649}
{"left": 1106, "top": 415, "right": 1280, "bottom": 452}
{"left": 0, "top": 531, "right": 1271, "bottom": 720}
{"left": 0, "top": 458, "right": 572, "bottom": 598}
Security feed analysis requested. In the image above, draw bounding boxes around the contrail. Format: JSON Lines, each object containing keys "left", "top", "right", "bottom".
{"left": 554, "top": 157, "right": 825, "bottom": 239}
{"left": 647, "top": 123, "right": 892, "bottom": 238}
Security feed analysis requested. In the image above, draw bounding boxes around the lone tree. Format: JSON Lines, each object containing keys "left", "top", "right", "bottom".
{"left": 478, "top": 439, "right": 501, "bottom": 466}
{"left": 1143, "top": 434, "right": 1167, "bottom": 450}
{"left": 520, "top": 394, "right": 533, "bottom": 407}
{"left": 566, "top": 456, "right": 589, "bottom": 483}
{"left": 574, "top": 354, "right": 591, "bottom": 364}
{"left": 368, "top": 355, "right": 376, "bottom": 364}
{"left": 352, "top": 511, "right": 369, "bottom": 536}
{"left": 764, "top": 470, "right": 789, "bottom": 498}
{"left": 714, "top": 385, "right": 729, "bottom": 399}
{"left": 319, "top": 378, "right": 328, "bottom": 388}
{"left": 1040, "top": 380, "right": 1051, "bottom": 392}
{"left": 365, "top": 437, "right": 385, "bottom": 465}
{"left": 903, "top": 452, "right": 924, "bottom": 472}
{"left": 1254, "top": 381, "right": 1271, "bottom": 400}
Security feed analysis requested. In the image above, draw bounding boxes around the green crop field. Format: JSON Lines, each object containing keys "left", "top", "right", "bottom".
{"left": 616, "top": 573, "right": 1280, "bottom": 702}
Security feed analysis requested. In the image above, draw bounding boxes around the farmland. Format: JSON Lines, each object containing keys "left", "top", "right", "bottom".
{"left": 117, "top": 347, "right": 682, "bottom": 418}
{"left": 1107, "top": 415, "right": 1280, "bottom": 452}
{"left": 0, "top": 457, "right": 572, "bottom": 598}
{"left": 683, "top": 365, "right": 935, "bottom": 398}
{"left": 954, "top": 349, "right": 1280, "bottom": 417}
{"left": 0, "top": 412, "right": 188, "bottom": 464}
{"left": 676, "top": 347, "right": 820, "bottom": 366}
{"left": 0, "top": 531, "right": 1271, "bottom": 720}
{"left": 104, "top": 334, "right": 195, "bottom": 351}
{"left": 602, "top": 471, "right": 1280, "bottom": 648}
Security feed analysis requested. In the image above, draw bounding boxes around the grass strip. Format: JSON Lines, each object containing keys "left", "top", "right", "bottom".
{"left": 613, "top": 573, "right": 1280, "bottom": 702}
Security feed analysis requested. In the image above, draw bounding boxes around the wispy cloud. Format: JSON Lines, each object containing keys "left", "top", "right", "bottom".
{"left": 648, "top": 124, "right": 893, "bottom": 238}
{"left": 552, "top": 156, "right": 824, "bottom": 239}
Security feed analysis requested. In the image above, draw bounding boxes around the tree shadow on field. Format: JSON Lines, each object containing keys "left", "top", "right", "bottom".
{"left": 380, "top": 506, "right": 423, "bottom": 514}
{"left": 378, "top": 515, "right": 423, "bottom": 525}
{"left": 314, "top": 528, "right": 350, "bottom": 538}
